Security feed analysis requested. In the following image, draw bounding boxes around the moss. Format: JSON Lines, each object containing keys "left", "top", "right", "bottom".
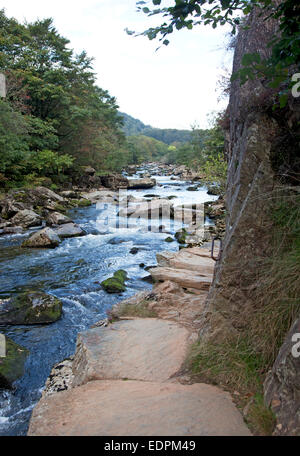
{"left": 53, "top": 203, "right": 67, "bottom": 213}
{"left": 77, "top": 198, "right": 92, "bottom": 207}
{"left": 175, "top": 228, "right": 187, "bottom": 244}
{"left": 101, "top": 278, "right": 126, "bottom": 293}
{"left": 113, "top": 269, "right": 127, "bottom": 282}
{"left": 0, "top": 337, "right": 29, "bottom": 389}
{"left": 24, "top": 297, "right": 62, "bottom": 324}
{"left": 164, "top": 236, "right": 174, "bottom": 242}
{"left": 101, "top": 270, "right": 128, "bottom": 294}
{"left": 0, "top": 292, "right": 63, "bottom": 325}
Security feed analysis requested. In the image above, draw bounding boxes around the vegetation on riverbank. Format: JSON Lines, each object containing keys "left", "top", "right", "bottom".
{"left": 187, "top": 189, "right": 300, "bottom": 435}
{"left": 0, "top": 9, "right": 227, "bottom": 192}
{"left": 0, "top": 9, "right": 126, "bottom": 189}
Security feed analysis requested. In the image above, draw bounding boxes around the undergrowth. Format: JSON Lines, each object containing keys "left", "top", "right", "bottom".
{"left": 187, "top": 188, "right": 300, "bottom": 435}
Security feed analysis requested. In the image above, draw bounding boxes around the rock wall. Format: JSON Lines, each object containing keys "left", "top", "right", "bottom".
{"left": 201, "top": 9, "right": 279, "bottom": 341}
{"left": 200, "top": 8, "right": 300, "bottom": 435}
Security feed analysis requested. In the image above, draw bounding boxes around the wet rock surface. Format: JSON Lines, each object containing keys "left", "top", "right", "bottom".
{"left": 53, "top": 223, "right": 86, "bottom": 239}
{"left": 0, "top": 337, "right": 29, "bottom": 389}
{"left": 0, "top": 292, "right": 63, "bottom": 325}
{"left": 22, "top": 227, "right": 61, "bottom": 248}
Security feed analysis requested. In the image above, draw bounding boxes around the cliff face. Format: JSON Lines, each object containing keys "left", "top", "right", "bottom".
{"left": 201, "top": 9, "right": 300, "bottom": 435}
{"left": 202, "top": 9, "right": 279, "bottom": 341}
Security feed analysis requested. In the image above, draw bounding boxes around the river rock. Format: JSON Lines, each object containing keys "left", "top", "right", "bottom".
{"left": 0, "top": 292, "right": 63, "bottom": 325}
{"left": 22, "top": 227, "right": 61, "bottom": 248}
{"left": 53, "top": 223, "right": 86, "bottom": 239}
{"left": 100, "top": 173, "right": 128, "bottom": 190}
{"left": 173, "top": 165, "right": 187, "bottom": 176}
{"left": 149, "top": 266, "right": 213, "bottom": 290}
{"left": 0, "top": 336, "right": 29, "bottom": 389}
{"left": 0, "top": 198, "right": 27, "bottom": 218}
{"left": 31, "top": 186, "right": 65, "bottom": 203}
{"left": 72, "top": 318, "right": 190, "bottom": 386}
{"left": 60, "top": 190, "right": 79, "bottom": 199}
{"left": 101, "top": 270, "right": 127, "bottom": 293}
{"left": 123, "top": 199, "right": 173, "bottom": 220}
{"left": 127, "top": 178, "right": 156, "bottom": 189}
{"left": 81, "top": 190, "right": 117, "bottom": 204}
{"left": 10, "top": 209, "right": 42, "bottom": 228}
{"left": 46, "top": 212, "right": 72, "bottom": 226}
{"left": 42, "top": 357, "right": 74, "bottom": 398}
{"left": 0, "top": 226, "right": 23, "bottom": 236}
{"left": 157, "top": 248, "right": 215, "bottom": 275}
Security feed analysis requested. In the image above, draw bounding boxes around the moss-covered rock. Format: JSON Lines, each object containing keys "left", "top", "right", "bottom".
{"left": 0, "top": 336, "right": 29, "bottom": 389}
{"left": 0, "top": 292, "right": 63, "bottom": 325}
{"left": 53, "top": 203, "right": 68, "bottom": 213}
{"left": 175, "top": 228, "right": 187, "bottom": 244}
{"left": 77, "top": 198, "right": 92, "bottom": 207}
{"left": 164, "top": 236, "right": 175, "bottom": 242}
{"left": 101, "top": 270, "right": 128, "bottom": 294}
{"left": 167, "top": 195, "right": 178, "bottom": 200}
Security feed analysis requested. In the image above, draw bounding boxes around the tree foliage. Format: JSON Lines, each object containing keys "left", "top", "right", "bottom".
{"left": 130, "top": 1, "right": 300, "bottom": 106}
{"left": 0, "top": 9, "right": 126, "bottom": 187}
{"left": 120, "top": 111, "right": 192, "bottom": 144}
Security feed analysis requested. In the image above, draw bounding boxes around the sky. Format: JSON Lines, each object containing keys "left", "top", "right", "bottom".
{"left": 0, "top": 0, "right": 233, "bottom": 130}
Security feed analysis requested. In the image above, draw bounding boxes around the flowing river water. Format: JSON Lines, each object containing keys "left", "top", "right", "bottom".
{"left": 0, "top": 167, "right": 217, "bottom": 435}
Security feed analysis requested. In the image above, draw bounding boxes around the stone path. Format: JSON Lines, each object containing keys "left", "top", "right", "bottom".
{"left": 28, "top": 381, "right": 250, "bottom": 436}
{"left": 28, "top": 247, "right": 251, "bottom": 436}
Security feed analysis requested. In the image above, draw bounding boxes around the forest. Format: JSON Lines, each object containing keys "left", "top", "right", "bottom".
{"left": 0, "top": 8, "right": 226, "bottom": 191}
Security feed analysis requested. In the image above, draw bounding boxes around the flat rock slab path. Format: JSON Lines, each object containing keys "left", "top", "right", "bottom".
{"left": 72, "top": 319, "right": 190, "bottom": 386}
{"left": 28, "top": 380, "right": 251, "bottom": 436}
{"left": 28, "top": 247, "right": 251, "bottom": 436}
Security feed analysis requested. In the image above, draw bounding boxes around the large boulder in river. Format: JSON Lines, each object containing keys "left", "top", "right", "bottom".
{"left": 22, "top": 227, "right": 61, "bottom": 249}
{"left": 100, "top": 173, "right": 128, "bottom": 190}
{"left": 0, "top": 336, "right": 29, "bottom": 389}
{"left": 0, "top": 292, "right": 63, "bottom": 325}
{"left": 29, "top": 186, "right": 65, "bottom": 205}
{"left": 53, "top": 223, "right": 86, "bottom": 239}
{"left": 10, "top": 209, "right": 42, "bottom": 228}
{"left": 46, "top": 211, "right": 72, "bottom": 226}
{"left": 127, "top": 178, "right": 156, "bottom": 189}
{"left": 0, "top": 226, "right": 23, "bottom": 236}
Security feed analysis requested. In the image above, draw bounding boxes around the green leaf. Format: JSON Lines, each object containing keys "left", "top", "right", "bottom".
{"left": 279, "top": 93, "right": 288, "bottom": 108}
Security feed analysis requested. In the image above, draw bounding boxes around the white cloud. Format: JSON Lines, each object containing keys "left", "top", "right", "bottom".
{"left": 1, "top": 0, "right": 232, "bottom": 128}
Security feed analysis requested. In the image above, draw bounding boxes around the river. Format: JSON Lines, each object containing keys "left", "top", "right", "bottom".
{"left": 0, "top": 167, "right": 217, "bottom": 436}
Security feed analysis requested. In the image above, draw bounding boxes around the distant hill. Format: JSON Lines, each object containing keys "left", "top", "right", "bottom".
{"left": 119, "top": 112, "right": 192, "bottom": 145}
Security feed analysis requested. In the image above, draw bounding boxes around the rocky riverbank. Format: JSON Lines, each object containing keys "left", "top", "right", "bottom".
{"left": 0, "top": 163, "right": 227, "bottom": 434}
{"left": 28, "top": 245, "right": 250, "bottom": 436}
